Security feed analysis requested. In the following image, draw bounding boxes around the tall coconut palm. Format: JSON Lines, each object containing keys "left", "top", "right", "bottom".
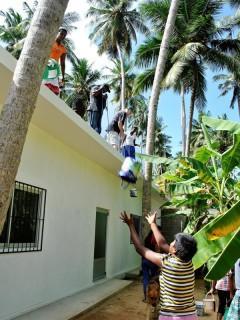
{"left": 129, "top": 96, "right": 148, "bottom": 151}
{"left": 141, "top": 0, "right": 180, "bottom": 238}
{"left": 0, "top": 0, "right": 69, "bottom": 232}
{"left": 190, "top": 113, "right": 233, "bottom": 154}
{"left": 0, "top": 1, "right": 79, "bottom": 62}
{"left": 22, "top": 1, "right": 79, "bottom": 63}
{"left": 104, "top": 59, "right": 136, "bottom": 109}
{"left": 139, "top": 0, "right": 240, "bottom": 158}
{"left": 213, "top": 73, "right": 240, "bottom": 118}
{"left": 0, "top": 8, "right": 28, "bottom": 58}
{"left": 130, "top": 99, "right": 172, "bottom": 160}
{"left": 86, "top": 0, "right": 148, "bottom": 110}
{"left": 163, "top": 0, "right": 240, "bottom": 156}
{"left": 64, "top": 58, "right": 101, "bottom": 118}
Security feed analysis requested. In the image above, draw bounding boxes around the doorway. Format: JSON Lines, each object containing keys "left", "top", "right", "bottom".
{"left": 93, "top": 208, "right": 108, "bottom": 281}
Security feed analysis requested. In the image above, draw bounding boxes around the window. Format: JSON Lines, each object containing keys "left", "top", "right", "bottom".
{"left": 0, "top": 181, "right": 46, "bottom": 253}
{"left": 130, "top": 214, "right": 142, "bottom": 243}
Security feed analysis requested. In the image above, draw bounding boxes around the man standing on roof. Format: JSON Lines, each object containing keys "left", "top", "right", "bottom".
{"left": 87, "top": 84, "right": 110, "bottom": 134}
{"left": 42, "top": 28, "right": 67, "bottom": 95}
{"left": 106, "top": 107, "right": 133, "bottom": 151}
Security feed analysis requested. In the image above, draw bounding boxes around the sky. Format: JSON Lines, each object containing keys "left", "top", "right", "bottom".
{"left": 0, "top": 0, "right": 239, "bottom": 155}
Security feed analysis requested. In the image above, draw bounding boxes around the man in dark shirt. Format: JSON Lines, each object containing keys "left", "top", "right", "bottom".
{"left": 87, "top": 84, "right": 110, "bottom": 134}
{"left": 106, "top": 107, "right": 133, "bottom": 150}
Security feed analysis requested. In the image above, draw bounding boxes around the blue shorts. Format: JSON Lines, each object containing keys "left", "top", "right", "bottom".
{"left": 122, "top": 145, "right": 135, "bottom": 159}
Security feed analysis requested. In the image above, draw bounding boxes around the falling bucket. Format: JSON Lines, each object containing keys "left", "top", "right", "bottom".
{"left": 203, "top": 293, "right": 215, "bottom": 312}
{"left": 196, "top": 301, "right": 204, "bottom": 316}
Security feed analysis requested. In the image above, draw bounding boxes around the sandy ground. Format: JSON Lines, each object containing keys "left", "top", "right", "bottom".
{"left": 73, "top": 278, "right": 216, "bottom": 320}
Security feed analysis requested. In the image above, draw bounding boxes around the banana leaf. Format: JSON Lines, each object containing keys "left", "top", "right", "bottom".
{"left": 202, "top": 116, "right": 240, "bottom": 134}
{"left": 168, "top": 183, "right": 203, "bottom": 195}
{"left": 222, "top": 134, "right": 240, "bottom": 177}
{"left": 180, "top": 158, "right": 214, "bottom": 184}
{"left": 192, "top": 215, "right": 233, "bottom": 270}
{"left": 136, "top": 153, "right": 175, "bottom": 165}
{"left": 194, "top": 146, "right": 220, "bottom": 163}
{"left": 206, "top": 200, "right": 240, "bottom": 240}
{"left": 205, "top": 227, "right": 240, "bottom": 280}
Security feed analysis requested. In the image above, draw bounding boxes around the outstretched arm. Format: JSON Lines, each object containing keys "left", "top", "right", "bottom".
{"left": 146, "top": 211, "right": 170, "bottom": 253}
{"left": 120, "top": 211, "right": 162, "bottom": 267}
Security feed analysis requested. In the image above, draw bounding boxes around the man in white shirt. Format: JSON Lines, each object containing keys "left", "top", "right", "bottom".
{"left": 121, "top": 127, "right": 138, "bottom": 158}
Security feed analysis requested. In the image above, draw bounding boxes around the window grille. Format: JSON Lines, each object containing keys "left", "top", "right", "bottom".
{"left": 0, "top": 181, "right": 46, "bottom": 253}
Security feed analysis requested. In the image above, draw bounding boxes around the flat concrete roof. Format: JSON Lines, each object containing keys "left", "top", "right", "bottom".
{"left": 0, "top": 46, "right": 124, "bottom": 174}
{"left": 0, "top": 46, "right": 161, "bottom": 197}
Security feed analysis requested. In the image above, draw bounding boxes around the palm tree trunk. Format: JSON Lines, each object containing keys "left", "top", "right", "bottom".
{"left": 116, "top": 42, "right": 125, "bottom": 110}
{"left": 0, "top": 0, "right": 69, "bottom": 232}
{"left": 142, "top": 0, "right": 180, "bottom": 239}
{"left": 181, "top": 83, "right": 186, "bottom": 156}
{"left": 185, "top": 79, "right": 197, "bottom": 157}
{"left": 238, "top": 95, "right": 240, "bottom": 119}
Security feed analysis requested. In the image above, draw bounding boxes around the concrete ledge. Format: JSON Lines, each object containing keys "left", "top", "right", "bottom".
{"left": 12, "top": 279, "right": 132, "bottom": 320}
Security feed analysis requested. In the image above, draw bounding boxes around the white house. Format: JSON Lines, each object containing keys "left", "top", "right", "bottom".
{"left": 0, "top": 47, "right": 162, "bottom": 320}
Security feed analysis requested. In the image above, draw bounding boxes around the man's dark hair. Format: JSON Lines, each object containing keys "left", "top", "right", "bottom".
{"left": 59, "top": 27, "right": 68, "bottom": 34}
{"left": 174, "top": 233, "right": 197, "bottom": 262}
{"left": 103, "top": 84, "right": 110, "bottom": 92}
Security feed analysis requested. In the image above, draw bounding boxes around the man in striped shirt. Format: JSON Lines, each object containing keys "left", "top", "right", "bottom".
{"left": 120, "top": 211, "right": 198, "bottom": 320}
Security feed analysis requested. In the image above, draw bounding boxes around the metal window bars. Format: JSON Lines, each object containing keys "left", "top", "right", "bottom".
{"left": 0, "top": 181, "right": 47, "bottom": 254}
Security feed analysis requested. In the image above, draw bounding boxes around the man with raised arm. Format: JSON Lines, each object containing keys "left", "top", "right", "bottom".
{"left": 120, "top": 211, "right": 198, "bottom": 320}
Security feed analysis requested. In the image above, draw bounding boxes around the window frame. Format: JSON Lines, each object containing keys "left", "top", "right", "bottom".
{"left": 0, "top": 181, "right": 47, "bottom": 254}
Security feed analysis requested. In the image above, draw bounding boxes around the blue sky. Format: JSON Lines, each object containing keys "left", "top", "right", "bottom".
{"left": 0, "top": 1, "right": 239, "bottom": 155}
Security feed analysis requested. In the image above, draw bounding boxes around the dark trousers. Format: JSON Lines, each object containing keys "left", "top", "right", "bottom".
{"left": 88, "top": 110, "right": 103, "bottom": 134}
{"left": 122, "top": 145, "right": 135, "bottom": 158}
{"left": 218, "top": 290, "right": 230, "bottom": 315}
{"left": 142, "top": 258, "right": 159, "bottom": 299}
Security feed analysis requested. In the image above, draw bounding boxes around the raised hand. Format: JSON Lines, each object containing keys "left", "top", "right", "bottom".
{"left": 145, "top": 211, "right": 157, "bottom": 225}
{"left": 120, "top": 211, "right": 133, "bottom": 226}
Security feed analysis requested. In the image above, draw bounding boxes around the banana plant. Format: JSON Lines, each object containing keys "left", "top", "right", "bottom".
{"left": 137, "top": 116, "right": 240, "bottom": 279}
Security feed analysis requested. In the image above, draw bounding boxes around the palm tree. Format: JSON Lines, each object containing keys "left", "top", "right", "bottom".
{"left": 190, "top": 118, "right": 205, "bottom": 152}
{"left": 137, "top": 0, "right": 240, "bottom": 157}
{"left": 23, "top": 1, "right": 79, "bottom": 33}
{"left": 213, "top": 73, "right": 240, "bottom": 118}
{"left": 0, "top": 0, "right": 69, "bottom": 232}
{"left": 190, "top": 113, "right": 233, "bottom": 154}
{"left": 130, "top": 96, "right": 148, "bottom": 151}
{"left": 141, "top": 0, "right": 180, "bottom": 237}
{"left": 104, "top": 59, "right": 136, "bottom": 110}
{"left": 0, "top": 8, "right": 28, "bottom": 58}
{"left": 0, "top": 1, "right": 79, "bottom": 62}
{"left": 22, "top": 1, "right": 80, "bottom": 63}
{"left": 163, "top": 1, "right": 240, "bottom": 156}
{"left": 64, "top": 58, "right": 101, "bottom": 118}
{"left": 87, "top": 0, "right": 148, "bottom": 110}
{"left": 130, "top": 100, "right": 172, "bottom": 166}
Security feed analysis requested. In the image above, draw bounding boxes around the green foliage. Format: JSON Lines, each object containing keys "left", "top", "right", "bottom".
{"left": 206, "top": 200, "right": 240, "bottom": 239}
{"left": 131, "top": 100, "right": 172, "bottom": 164}
{"left": 0, "top": 1, "right": 79, "bottom": 60}
{"left": 202, "top": 115, "right": 240, "bottom": 134}
{"left": 87, "top": 0, "right": 148, "bottom": 57}
{"left": 104, "top": 59, "right": 136, "bottom": 108}
{"left": 141, "top": 116, "right": 240, "bottom": 278}
{"left": 192, "top": 217, "right": 234, "bottom": 270}
{"left": 206, "top": 228, "right": 240, "bottom": 280}
{"left": 64, "top": 58, "right": 101, "bottom": 117}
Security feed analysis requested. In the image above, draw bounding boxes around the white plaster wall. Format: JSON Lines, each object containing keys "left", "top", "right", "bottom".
{"left": 0, "top": 124, "right": 145, "bottom": 320}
